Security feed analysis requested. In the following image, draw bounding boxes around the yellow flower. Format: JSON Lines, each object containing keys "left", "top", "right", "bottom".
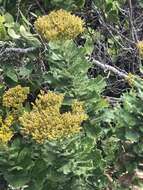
{"left": 126, "top": 73, "right": 135, "bottom": 86}
{"left": 34, "top": 9, "right": 84, "bottom": 41}
{"left": 3, "top": 85, "right": 29, "bottom": 109}
{"left": 0, "top": 115, "right": 14, "bottom": 144}
{"left": 137, "top": 41, "right": 143, "bottom": 57}
{"left": 20, "top": 91, "right": 88, "bottom": 143}
{"left": 33, "top": 90, "right": 64, "bottom": 113}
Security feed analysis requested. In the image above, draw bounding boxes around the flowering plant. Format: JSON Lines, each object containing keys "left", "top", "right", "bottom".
{"left": 1, "top": 0, "right": 143, "bottom": 190}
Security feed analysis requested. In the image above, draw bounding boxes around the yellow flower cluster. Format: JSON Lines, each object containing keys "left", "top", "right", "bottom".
{"left": 34, "top": 9, "right": 84, "bottom": 41}
{"left": 20, "top": 91, "right": 88, "bottom": 143}
{"left": 137, "top": 41, "right": 143, "bottom": 57}
{"left": 3, "top": 85, "right": 29, "bottom": 109}
{"left": 0, "top": 115, "right": 14, "bottom": 144}
{"left": 126, "top": 73, "right": 135, "bottom": 86}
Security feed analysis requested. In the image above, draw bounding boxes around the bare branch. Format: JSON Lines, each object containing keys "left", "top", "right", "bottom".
{"left": 128, "top": 0, "right": 138, "bottom": 42}
{"left": 0, "top": 47, "right": 37, "bottom": 57}
{"left": 91, "top": 59, "right": 128, "bottom": 79}
{"left": 0, "top": 46, "right": 128, "bottom": 79}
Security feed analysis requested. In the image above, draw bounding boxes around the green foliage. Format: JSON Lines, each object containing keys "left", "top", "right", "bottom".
{"left": 114, "top": 77, "right": 143, "bottom": 173}
{"left": 0, "top": 139, "right": 33, "bottom": 188}
{"left": 93, "top": 0, "right": 126, "bottom": 22}
{"left": 1, "top": 0, "right": 143, "bottom": 190}
{"left": 43, "top": 0, "right": 85, "bottom": 10}
{"left": 0, "top": 15, "right": 6, "bottom": 40}
{"left": 46, "top": 40, "right": 108, "bottom": 112}
{"left": 0, "top": 135, "right": 108, "bottom": 190}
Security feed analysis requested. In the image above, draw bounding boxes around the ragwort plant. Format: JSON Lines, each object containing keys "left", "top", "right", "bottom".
{"left": 0, "top": 85, "right": 110, "bottom": 190}
{"left": 0, "top": 8, "right": 114, "bottom": 190}
{"left": 34, "top": 9, "right": 85, "bottom": 41}
{"left": 1, "top": 1, "right": 143, "bottom": 190}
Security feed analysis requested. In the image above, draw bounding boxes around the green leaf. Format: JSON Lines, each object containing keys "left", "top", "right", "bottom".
{"left": 18, "top": 67, "right": 32, "bottom": 78}
{"left": 4, "top": 172, "right": 30, "bottom": 188}
{"left": 7, "top": 28, "right": 20, "bottom": 39}
{"left": 4, "top": 13, "right": 14, "bottom": 23}
{"left": 20, "top": 25, "right": 41, "bottom": 47}
{"left": 5, "top": 70, "right": 18, "bottom": 82}
{"left": 19, "top": 10, "right": 32, "bottom": 26}
{"left": 125, "top": 131, "right": 139, "bottom": 142}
